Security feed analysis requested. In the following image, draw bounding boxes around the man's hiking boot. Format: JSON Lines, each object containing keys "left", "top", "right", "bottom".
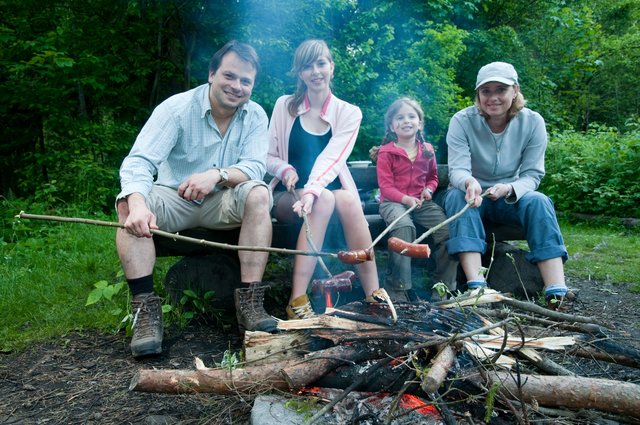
{"left": 546, "top": 289, "right": 577, "bottom": 313}
{"left": 234, "top": 282, "right": 277, "bottom": 333}
{"left": 286, "top": 294, "right": 316, "bottom": 320}
{"left": 130, "top": 293, "right": 163, "bottom": 358}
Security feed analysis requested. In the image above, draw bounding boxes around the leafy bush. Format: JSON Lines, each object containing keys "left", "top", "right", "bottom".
{"left": 542, "top": 126, "right": 640, "bottom": 217}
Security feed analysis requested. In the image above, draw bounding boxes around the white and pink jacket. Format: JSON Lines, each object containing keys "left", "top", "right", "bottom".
{"left": 267, "top": 92, "right": 362, "bottom": 202}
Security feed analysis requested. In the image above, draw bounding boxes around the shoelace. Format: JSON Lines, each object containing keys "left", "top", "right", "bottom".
{"left": 240, "top": 287, "right": 271, "bottom": 320}
{"left": 290, "top": 302, "right": 315, "bottom": 319}
{"left": 132, "top": 296, "right": 161, "bottom": 337}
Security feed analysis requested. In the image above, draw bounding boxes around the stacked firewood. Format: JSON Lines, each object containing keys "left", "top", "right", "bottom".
{"left": 130, "top": 289, "right": 640, "bottom": 424}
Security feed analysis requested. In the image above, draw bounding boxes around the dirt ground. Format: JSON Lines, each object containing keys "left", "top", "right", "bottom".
{"left": 1, "top": 275, "right": 639, "bottom": 425}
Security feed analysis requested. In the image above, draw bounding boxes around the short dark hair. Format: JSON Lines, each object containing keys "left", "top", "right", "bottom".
{"left": 208, "top": 40, "right": 260, "bottom": 75}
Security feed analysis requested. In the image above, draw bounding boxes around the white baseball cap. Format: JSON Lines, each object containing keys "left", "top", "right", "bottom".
{"left": 475, "top": 62, "right": 519, "bottom": 89}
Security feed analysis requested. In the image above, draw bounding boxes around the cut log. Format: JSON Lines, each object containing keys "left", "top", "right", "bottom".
{"left": 130, "top": 341, "right": 404, "bottom": 394}
{"left": 243, "top": 331, "right": 320, "bottom": 365}
{"left": 421, "top": 345, "right": 456, "bottom": 394}
{"left": 280, "top": 340, "right": 405, "bottom": 390}
{"left": 486, "top": 371, "right": 640, "bottom": 419}
{"left": 276, "top": 315, "right": 389, "bottom": 331}
{"left": 569, "top": 346, "right": 640, "bottom": 369}
{"left": 129, "top": 358, "right": 291, "bottom": 394}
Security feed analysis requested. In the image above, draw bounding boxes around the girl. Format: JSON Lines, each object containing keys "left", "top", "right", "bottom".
{"left": 267, "top": 39, "right": 381, "bottom": 318}
{"left": 375, "top": 97, "right": 458, "bottom": 300}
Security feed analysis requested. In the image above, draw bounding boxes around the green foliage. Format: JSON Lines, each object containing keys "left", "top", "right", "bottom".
{"left": 173, "top": 288, "right": 227, "bottom": 329}
{"left": 484, "top": 382, "right": 501, "bottom": 422}
{"left": 284, "top": 397, "right": 322, "bottom": 420}
{"left": 86, "top": 279, "right": 125, "bottom": 307}
{"left": 0, "top": 203, "right": 123, "bottom": 351}
{"left": 542, "top": 128, "right": 640, "bottom": 217}
{"left": 215, "top": 344, "right": 242, "bottom": 371}
{"left": 1, "top": 0, "right": 639, "bottom": 215}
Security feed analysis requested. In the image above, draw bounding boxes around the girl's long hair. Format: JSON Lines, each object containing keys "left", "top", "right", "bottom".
{"left": 287, "top": 39, "right": 334, "bottom": 117}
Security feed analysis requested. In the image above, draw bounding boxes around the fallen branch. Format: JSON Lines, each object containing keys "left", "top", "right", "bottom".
{"left": 487, "top": 370, "right": 640, "bottom": 419}
{"left": 421, "top": 345, "right": 457, "bottom": 394}
{"left": 439, "top": 289, "right": 608, "bottom": 328}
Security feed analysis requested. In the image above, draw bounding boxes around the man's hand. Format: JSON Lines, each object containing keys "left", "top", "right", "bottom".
{"left": 119, "top": 193, "right": 158, "bottom": 238}
{"left": 178, "top": 170, "right": 219, "bottom": 202}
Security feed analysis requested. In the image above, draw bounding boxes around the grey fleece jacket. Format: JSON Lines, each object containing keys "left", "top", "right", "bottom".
{"left": 446, "top": 105, "right": 547, "bottom": 203}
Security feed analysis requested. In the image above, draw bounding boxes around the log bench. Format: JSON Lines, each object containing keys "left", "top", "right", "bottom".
{"left": 157, "top": 165, "right": 543, "bottom": 304}
{"left": 154, "top": 164, "right": 525, "bottom": 256}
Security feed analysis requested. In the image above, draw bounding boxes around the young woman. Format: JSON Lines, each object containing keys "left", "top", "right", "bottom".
{"left": 445, "top": 61, "right": 573, "bottom": 310}
{"left": 375, "top": 97, "right": 458, "bottom": 301}
{"left": 267, "top": 39, "right": 381, "bottom": 319}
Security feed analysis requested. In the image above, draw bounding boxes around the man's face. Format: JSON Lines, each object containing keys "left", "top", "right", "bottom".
{"left": 208, "top": 51, "right": 256, "bottom": 112}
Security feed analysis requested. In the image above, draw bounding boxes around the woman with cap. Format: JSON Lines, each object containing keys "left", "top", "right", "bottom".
{"left": 444, "top": 61, "right": 573, "bottom": 310}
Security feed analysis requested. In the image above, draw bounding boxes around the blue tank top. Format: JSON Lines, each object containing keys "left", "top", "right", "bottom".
{"left": 276, "top": 116, "right": 340, "bottom": 191}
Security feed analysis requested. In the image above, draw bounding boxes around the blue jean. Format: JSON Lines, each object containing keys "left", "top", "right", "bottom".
{"left": 444, "top": 188, "right": 568, "bottom": 264}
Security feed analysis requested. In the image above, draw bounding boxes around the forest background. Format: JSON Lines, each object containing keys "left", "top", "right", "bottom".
{"left": 1, "top": 0, "right": 639, "bottom": 222}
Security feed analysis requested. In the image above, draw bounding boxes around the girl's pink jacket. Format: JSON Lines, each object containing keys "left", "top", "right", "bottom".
{"left": 267, "top": 92, "right": 362, "bottom": 202}
{"left": 376, "top": 141, "right": 439, "bottom": 203}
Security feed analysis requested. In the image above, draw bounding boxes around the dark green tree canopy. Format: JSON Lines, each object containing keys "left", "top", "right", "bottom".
{"left": 1, "top": 0, "right": 638, "bottom": 212}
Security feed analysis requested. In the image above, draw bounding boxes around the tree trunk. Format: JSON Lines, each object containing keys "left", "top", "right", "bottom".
{"left": 130, "top": 341, "right": 401, "bottom": 394}
{"left": 485, "top": 371, "right": 640, "bottom": 418}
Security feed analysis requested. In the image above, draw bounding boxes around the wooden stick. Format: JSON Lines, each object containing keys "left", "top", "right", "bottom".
{"left": 289, "top": 190, "right": 333, "bottom": 277}
{"left": 368, "top": 203, "right": 419, "bottom": 249}
{"left": 396, "top": 191, "right": 489, "bottom": 255}
{"left": 16, "top": 211, "right": 338, "bottom": 259}
{"left": 413, "top": 191, "right": 489, "bottom": 245}
{"left": 421, "top": 344, "right": 457, "bottom": 393}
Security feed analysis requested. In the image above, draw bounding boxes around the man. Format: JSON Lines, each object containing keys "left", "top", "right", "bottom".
{"left": 116, "top": 40, "right": 275, "bottom": 358}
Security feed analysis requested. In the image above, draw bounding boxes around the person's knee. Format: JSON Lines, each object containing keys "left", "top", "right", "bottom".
{"left": 245, "top": 185, "right": 271, "bottom": 212}
{"left": 334, "top": 189, "right": 360, "bottom": 212}
{"left": 116, "top": 199, "right": 129, "bottom": 223}
{"left": 313, "top": 190, "right": 336, "bottom": 216}
{"left": 520, "top": 191, "right": 555, "bottom": 215}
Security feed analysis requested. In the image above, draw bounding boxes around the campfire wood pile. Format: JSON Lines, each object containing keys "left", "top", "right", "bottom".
{"left": 130, "top": 289, "right": 640, "bottom": 424}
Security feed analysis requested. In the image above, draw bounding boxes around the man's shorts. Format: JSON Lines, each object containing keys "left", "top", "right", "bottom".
{"left": 147, "top": 181, "right": 272, "bottom": 233}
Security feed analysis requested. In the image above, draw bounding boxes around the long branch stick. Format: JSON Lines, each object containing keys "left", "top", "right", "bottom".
{"left": 289, "top": 190, "right": 333, "bottom": 277}
{"left": 368, "top": 203, "right": 419, "bottom": 249}
{"left": 412, "top": 191, "right": 489, "bottom": 245}
{"left": 16, "top": 211, "right": 338, "bottom": 259}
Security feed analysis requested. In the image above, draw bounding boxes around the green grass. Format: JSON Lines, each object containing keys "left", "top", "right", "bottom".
{"left": 560, "top": 219, "right": 640, "bottom": 288}
{"left": 0, "top": 206, "right": 177, "bottom": 352}
{"left": 1, "top": 206, "right": 638, "bottom": 352}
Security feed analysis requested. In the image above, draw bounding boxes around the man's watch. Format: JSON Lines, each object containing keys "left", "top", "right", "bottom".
{"left": 218, "top": 168, "right": 229, "bottom": 185}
